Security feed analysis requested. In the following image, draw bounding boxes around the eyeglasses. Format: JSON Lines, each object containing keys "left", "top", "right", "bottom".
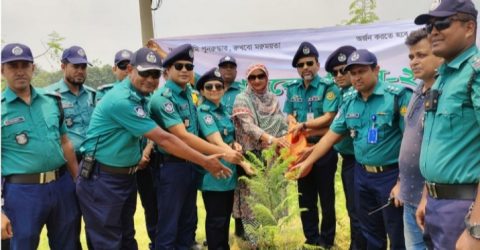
{"left": 116, "top": 61, "right": 129, "bottom": 70}
{"left": 173, "top": 62, "right": 194, "bottom": 71}
{"left": 138, "top": 70, "right": 161, "bottom": 79}
{"left": 426, "top": 16, "right": 468, "bottom": 33}
{"left": 247, "top": 73, "right": 267, "bottom": 81}
{"left": 332, "top": 68, "right": 346, "bottom": 77}
{"left": 296, "top": 61, "right": 315, "bottom": 68}
{"left": 72, "top": 64, "right": 87, "bottom": 70}
{"left": 204, "top": 83, "right": 224, "bottom": 91}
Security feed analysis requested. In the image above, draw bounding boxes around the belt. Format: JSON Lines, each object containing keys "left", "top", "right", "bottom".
{"left": 5, "top": 165, "right": 66, "bottom": 184}
{"left": 425, "top": 182, "right": 477, "bottom": 200}
{"left": 361, "top": 163, "right": 398, "bottom": 174}
{"left": 156, "top": 153, "right": 190, "bottom": 164}
{"left": 98, "top": 162, "right": 138, "bottom": 175}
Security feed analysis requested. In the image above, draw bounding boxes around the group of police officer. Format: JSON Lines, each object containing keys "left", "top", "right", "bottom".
{"left": 2, "top": 0, "right": 480, "bottom": 249}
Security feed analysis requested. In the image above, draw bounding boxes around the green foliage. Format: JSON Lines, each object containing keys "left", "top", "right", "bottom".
{"left": 343, "top": 0, "right": 379, "bottom": 25}
{"left": 239, "top": 146, "right": 305, "bottom": 248}
{"left": 35, "top": 31, "right": 65, "bottom": 63}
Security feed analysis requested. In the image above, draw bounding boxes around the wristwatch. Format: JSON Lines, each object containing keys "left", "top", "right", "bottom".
{"left": 465, "top": 209, "right": 480, "bottom": 240}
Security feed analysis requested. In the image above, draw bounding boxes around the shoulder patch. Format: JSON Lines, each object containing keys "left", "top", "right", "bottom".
{"left": 203, "top": 114, "right": 214, "bottom": 125}
{"left": 97, "top": 83, "right": 114, "bottom": 91}
{"left": 134, "top": 105, "right": 147, "bottom": 118}
{"left": 326, "top": 91, "right": 336, "bottom": 101}
{"left": 163, "top": 101, "right": 175, "bottom": 114}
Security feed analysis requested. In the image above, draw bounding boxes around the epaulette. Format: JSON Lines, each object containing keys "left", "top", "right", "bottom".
{"left": 342, "top": 89, "right": 357, "bottom": 102}
{"left": 161, "top": 88, "right": 172, "bottom": 98}
{"left": 286, "top": 79, "right": 301, "bottom": 87}
{"left": 384, "top": 83, "right": 407, "bottom": 95}
{"left": 469, "top": 55, "right": 480, "bottom": 72}
{"left": 97, "top": 83, "right": 114, "bottom": 91}
{"left": 83, "top": 85, "right": 97, "bottom": 93}
{"left": 321, "top": 77, "right": 334, "bottom": 86}
{"left": 44, "top": 90, "right": 62, "bottom": 99}
{"left": 199, "top": 105, "right": 210, "bottom": 112}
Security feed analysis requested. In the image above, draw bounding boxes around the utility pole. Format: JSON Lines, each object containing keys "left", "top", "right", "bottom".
{"left": 139, "top": 0, "right": 154, "bottom": 45}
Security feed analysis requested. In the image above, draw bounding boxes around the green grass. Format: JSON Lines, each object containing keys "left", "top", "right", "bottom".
{"left": 39, "top": 159, "right": 350, "bottom": 249}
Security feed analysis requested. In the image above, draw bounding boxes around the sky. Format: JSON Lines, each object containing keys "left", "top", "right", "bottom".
{"left": 3, "top": 0, "right": 477, "bottom": 71}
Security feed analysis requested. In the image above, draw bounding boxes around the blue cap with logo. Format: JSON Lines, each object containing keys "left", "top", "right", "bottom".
{"left": 324, "top": 45, "right": 357, "bottom": 73}
{"left": 415, "top": 0, "right": 478, "bottom": 24}
{"left": 162, "top": 44, "right": 194, "bottom": 68}
{"left": 218, "top": 55, "right": 237, "bottom": 67}
{"left": 114, "top": 49, "right": 133, "bottom": 65}
{"left": 62, "top": 46, "right": 91, "bottom": 65}
{"left": 130, "top": 47, "right": 162, "bottom": 71}
{"left": 196, "top": 67, "right": 224, "bottom": 90}
{"left": 292, "top": 41, "right": 319, "bottom": 68}
{"left": 344, "top": 49, "right": 377, "bottom": 72}
{"left": 1, "top": 43, "right": 34, "bottom": 64}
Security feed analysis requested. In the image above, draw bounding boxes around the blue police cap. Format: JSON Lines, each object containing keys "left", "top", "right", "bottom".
{"left": 162, "top": 44, "right": 194, "bottom": 68}
{"left": 218, "top": 55, "right": 237, "bottom": 67}
{"left": 196, "top": 67, "right": 224, "bottom": 91}
{"left": 292, "top": 41, "right": 319, "bottom": 68}
{"left": 61, "top": 46, "right": 91, "bottom": 65}
{"left": 415, "top": 0, "right": 477, "bottom": 24}
{"left": 114, "top": 49, "right": 133, "bottom": 65}
{"left": 344, "top": 49, "right": 377, "bottom": 72}
{"left": 324, "top": 45, "right": 357, "bottom": 73}
{"left": 130, "top": 47, "right": 162, "bottom": 72}
{"left": 1, "top": 43, "right": 34, "bottom": 64}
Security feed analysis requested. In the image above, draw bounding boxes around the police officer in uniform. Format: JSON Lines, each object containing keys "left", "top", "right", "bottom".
{"left": 284, "top": 41, "right": 339, "bottom": 248}
{"left": 44, "top": 45, "right": 96, "bottom": 161}
{"left": 96, "top": 49, "right": 133, "bottom": 103}
{"left": 324, "top": 45, "right": 366, "bottom": 250}
{"left": 413, "top": 1, "right": 480, "bottom": 249}
{"left": 76, "top": 47, "right": 232, "bottom": 249}
{"left": 148, "top": 44, "right": 243, "bottom": 249}
{"left": 218, "top": 55, "right": 244, "bottom": 115}
{"left": 293, "top": 49, "right": 411, "bottom": 249}
{"left": 1, "top": 43, "right": 80, "bottom": 250}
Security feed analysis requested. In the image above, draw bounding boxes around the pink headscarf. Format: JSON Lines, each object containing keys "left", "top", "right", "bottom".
{"left": 245, "top": 63, "right": 269, "bottom": 79}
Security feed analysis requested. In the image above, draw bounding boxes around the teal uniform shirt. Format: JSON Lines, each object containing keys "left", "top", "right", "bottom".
{"left": 333, "top": 86, "right": 356, "bottom": 155}
{"left": 2, "top": 86, "right": 67, "bottom": 175}
{"left": 197, "top": 99, "right": 237, "bottom": 191}
{"left": 283, "top": 75, "right": 340, "bottom": 122}
{"left": 330, "top": 80, "right": 412, "bottom": 166}
{"left": 96, "top": 80, "right": 120, "bottom": 103}
{"left": 80, "top": 79, "right": 157, "bottom": 167}
{"left": 221, "top": 81, "right": 244, "bottom": 115}
{"left": 149, "top": 80, "right": 199, "bottom": 154}
{"left": 420, "top": 45, "right": 480, "bottom": 184}
{"left": 44, "top": 79, "right": 96, "bottom": 152}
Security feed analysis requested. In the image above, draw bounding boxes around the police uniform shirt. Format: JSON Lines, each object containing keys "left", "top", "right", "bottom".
{"left": 44, "top": 79, "right": 95, "bottom": 151}
{"left": 330, "top": 80, "right": 412, "bottom": 166}
{"left": 2, "top": 87, "right": 67, "bottom": 175}
{"left": 283, "top": 75, "right": 340, "bottom": 122}
{"left": 149, "top": 79, "right": 199, "bottom": 154}
{"left": 420, "top": 45, "right": 480, "bottom": 184}
{"left": 96, "top": 80, "right": 122, "bottom": 103}
{"left": 80, "top": 79, "right": 157, "bottom": 167}
{"left": 197, "top": 99, "right": 237, "bottom": 191}
{"left": 333, "top": 85, "right": 356, "bottom": 155}
{"left": 221, "top": 81, "right": 244, "bottom": 115}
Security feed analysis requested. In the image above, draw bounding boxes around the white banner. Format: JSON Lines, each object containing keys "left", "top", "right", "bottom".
{"left": 155, "top": 19, "right": 424, "bottom": 102}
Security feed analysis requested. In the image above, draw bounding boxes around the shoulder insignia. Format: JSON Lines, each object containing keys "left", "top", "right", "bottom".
{"left": 326, "top": 91, "right": 336, "bottom": 101}
{"left": 203, "top": 114, "right": 214, "bottom": 125}
{"left": 163, "top": 101, "right": 175, "bottom": 114}
{"left": 199, "top": 105, "right": 210, "bottom": 112}
{"left": 321, "top": 77, "right": 334, "bottom": 85}
{"left": 44, "top": 91, "right": 62, "bottom": 99}
{"left": 97, "top": 83, "right": 114, "bottom": 91}
{"left": 83, "top": 85, "right": 96, "bottom": 93}
{"left": 400, "top": 105, "right": 408, "bottom": 116}
{"left": 161, "top": 88, "right": 172, "bottom": 98}
{"left": 469, "top": 55, "right": 480, "bottom": 72}
{"left": 384, "top": 83, "right": 406, "bottom": 95}
{"left": 286, "top": 80, "right": 301, "bottom": 87}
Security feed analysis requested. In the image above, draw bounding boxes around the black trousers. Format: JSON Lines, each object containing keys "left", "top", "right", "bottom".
{"left": 202, "top": 190, "right": 234, "bottom": 250}
{"left": 298, "top": 149, "right": 338, "bottom": 246}
{"left": 137, "top": 162, "right": 158, "bottom": 248}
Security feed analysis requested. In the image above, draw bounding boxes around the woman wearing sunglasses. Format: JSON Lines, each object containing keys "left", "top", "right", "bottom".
{"left": 195, "top": 68, "right": 254, "bottom": 250}
{"left": 230, "top": 63, "right": 289, "bottom": 239}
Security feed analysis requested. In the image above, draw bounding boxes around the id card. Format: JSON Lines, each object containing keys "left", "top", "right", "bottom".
{"left": 307, "top": 112, "right": 314, "bottom": 121}
{"left": 367, "top": 127, "right": 378, "bottom": 144}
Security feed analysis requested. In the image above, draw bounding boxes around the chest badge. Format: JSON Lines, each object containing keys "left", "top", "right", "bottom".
{"left": 15, "top": 132, "right": 29, "bottom": 145}
{"left": 65, "top": 117, "right": 74, "bottom": 127}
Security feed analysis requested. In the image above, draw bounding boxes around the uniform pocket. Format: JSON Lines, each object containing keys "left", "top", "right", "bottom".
{"left": 375, "top": 112, "right": 393, "bottom": 139}
{"left": 45, "top": 116, "right": 61, "bottom": 140}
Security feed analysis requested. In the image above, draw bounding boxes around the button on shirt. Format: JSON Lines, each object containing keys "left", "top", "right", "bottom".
{"left": 398, "top": 82, "right": 426, "bottom": 206}
{"left": 197, "top": 100, "right": 237, "bottom": 191}
{"left": 2, "top": 87, "right": 67, "bottom": 175}
{"left": 330, "top": 81, "right": 412, "bottom": 165}
{"left": 80, "top": 80, "right": 157, "bottom": 167}
{"left": 44, "top": 79, "right": 95, "bottom": 151}
{"left": 221, "top": 81, "right": 244, "bottom": 115}
{"left": 420, "top": 45, "right": 480, "bottom": 184}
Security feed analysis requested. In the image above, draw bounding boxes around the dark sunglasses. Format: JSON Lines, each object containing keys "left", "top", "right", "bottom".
{"left": 426, "top": 16, "right": 468, "bottom": 33}
{"left": 332, "top": 68, "right": 346, "bottom": 77}
{"left": 116, "top": 61, "right": 129, "bottom": 70}
{"left": 204, "top": 83, "right": 224, "bottom": 91}
{"left": 72, "top": 64, "right": 87, "bottom": 70}
{"left": 138, "top": 70, "right": 161, "bottom": 79}
{"left": 247, "top": 73, "right": 267, "bottom": 81}
{"left": 173, "top": 62, "right": 194, "bottom": 71}
{"left": 296, "top": 61, "right": 315, "bottom": 68}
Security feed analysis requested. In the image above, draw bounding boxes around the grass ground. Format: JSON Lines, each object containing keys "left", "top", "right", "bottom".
{"left": 39, "top": 159, "right": 350, "bottom": 249}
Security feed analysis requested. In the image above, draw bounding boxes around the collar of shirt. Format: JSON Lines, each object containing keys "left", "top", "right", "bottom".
{"left": 165, "top": 79, "right": 191, "bottom": 97}
{"left": 439, "top": 45, "right": 478, "bottom": 74}
{"left": 3, "top": 85, "right": 39, "bottom": 104}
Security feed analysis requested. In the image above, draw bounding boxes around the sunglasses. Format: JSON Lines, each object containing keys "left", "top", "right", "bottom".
{"left": 173, "top": 62, "right": 194, "bottom": 71}
{"left": 138, "top": 70, "right": 161, "bottom": 79}
{"left": 204, "top": 83, "right": 224, "bottom": 91}
{"left": 426, "top": 16, "right": 468, "bottom": 33}
{"left": 116, "top": 61, "right": 129, "bottom": 70}
{"left": 296, "top": 61, "right": 315, "bottom": 68}
{"left": 332, "top": 68, "right": 346, "bottom": 77}
{"left": 247, "top": 73, "right": 267, "bottom": 81}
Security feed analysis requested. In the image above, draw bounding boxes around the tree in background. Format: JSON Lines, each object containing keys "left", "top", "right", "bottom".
{"left": 343, "top": 0, "right": 379, "bottom": 25}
